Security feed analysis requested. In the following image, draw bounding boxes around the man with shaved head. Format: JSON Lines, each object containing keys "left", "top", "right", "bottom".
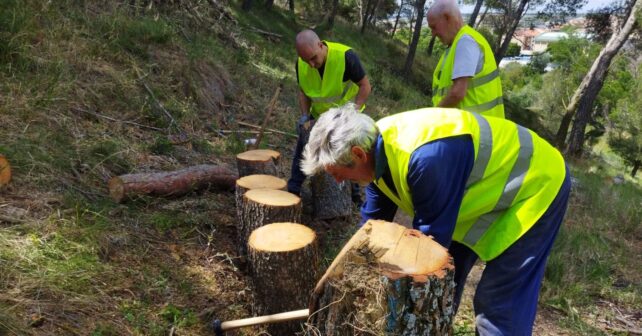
{"left": 288, "top": 29, "right": 371, "bottom": 203}
{"left": 428, "top": 0, "right": 504, "bottom": 118}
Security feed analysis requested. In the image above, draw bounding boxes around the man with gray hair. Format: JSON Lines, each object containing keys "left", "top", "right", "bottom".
{"left": 288, "top": 29, "right": 371, "bottom": 204}
{"left": 302, "top": 104, "right": 570, "bottom": 335}
{"left": 427, "top": 0, "right": 504, "bottom": 118}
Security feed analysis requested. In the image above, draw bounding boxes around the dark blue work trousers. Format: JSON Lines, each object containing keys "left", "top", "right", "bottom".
{"left": 450, "top": 167, "right": 571, "bottom": 335}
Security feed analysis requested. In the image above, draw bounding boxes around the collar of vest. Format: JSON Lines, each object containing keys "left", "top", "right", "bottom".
{"left": 374, "top": 134, "right": 388, "bottom": 180}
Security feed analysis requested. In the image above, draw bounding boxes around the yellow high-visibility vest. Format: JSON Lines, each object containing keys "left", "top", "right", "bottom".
{"left": 432, "top": 26, "right": 505, "bottom": 118}
{"left": 374, "top": 108, "right": 565, "bottom": 260}
{"left": 298, "top": 41, "right": 360, "bottom": 118}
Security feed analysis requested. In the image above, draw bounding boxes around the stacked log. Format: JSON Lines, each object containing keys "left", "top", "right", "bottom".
{"left": 248, "top": 222, "right": 319, "bottom": 335}
{"left": 0, "top": 155, "right": 10, "bottom": 188}
{"left": 237, "top": 189, "right": 301, "bottom": 256}
{"left": 235, "top": 174, "right": 287, "bottom": 219}
{"left": 236, "top": 149, "right": 281, "bottom": 177}
{"left": 310, "top": 172, "right": 352, "bottom": 219}
{"left": 107, "top": 164, "right": 237, "bottom": 203}
{"left": 308, "top": 219, "right": 455, "bottom": 335}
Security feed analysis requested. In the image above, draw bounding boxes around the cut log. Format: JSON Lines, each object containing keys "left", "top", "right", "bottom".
{"left": 236, "top": 149, "right": 281, "bottom": 177}
{"left": 0, "top": 155, "right": 11, "bottom": 188}
{"left": 235, "top": 174, "right": 287, "bottom": 220}
{"left": 238, "top": 189, "right": 301, "bottom": 257}
{"left": 248, "top": 222, "right": 319, "bottom": 335}
{"left": 308, "top": 219, "right": 455, "bottom": 336}
{"left": 108, "top": 164, "right": 237, "bottom": 203}
{"left": 311, "top": 171, "right": 352, "bottom": 219}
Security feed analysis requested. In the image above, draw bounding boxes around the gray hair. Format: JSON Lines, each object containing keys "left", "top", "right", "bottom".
{"left": 301, "top": 104, "right": 378, "bottom": 176}
{"left": 428, "top": 0, "right": 462, "bottom": 21}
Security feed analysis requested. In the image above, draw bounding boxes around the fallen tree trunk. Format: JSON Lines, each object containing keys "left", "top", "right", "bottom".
{"left": 238, "top": 189, "right": 301, "bottom": 257}
{"left": 108, "top": 164, "right": 237, "bottom": 203}
{"left": 0, "top": 155, "right": 11, "bottom": 188}
{"left": 308, "top": 219, "right": 455, "bottom": 335}
{"left": 236, "top": 149, "right": 281, "bottom": 177}
{"left": 248, "top": 222, "right": 319, "bottom": 335}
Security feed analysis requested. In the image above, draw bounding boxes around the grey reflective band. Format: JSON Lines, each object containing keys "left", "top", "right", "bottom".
{"left": 469, "top": 69, "right": 499, "bottom": 89}
{"left": 434, "top": 68, "right": 499, "bottom": 97}
{"left": 466, "top": 113, "right": 492, "bottom": 188}
{"left": 310, "top": 82, "right": 357, "bottom": 104}
{"left": 462, "top": 125, "right": 534, "bottom": 246}
{"left": 463, "top": 97, "right": 504, "bottom": 113}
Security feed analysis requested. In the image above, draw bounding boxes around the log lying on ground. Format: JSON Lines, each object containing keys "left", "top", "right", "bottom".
{"left": 236, "top": 149, "right": 280, "bottom": 177}
{"left": 0, "top": 155, "right": 11, "bottom": 188}
{"left": 108, "top": 164, "right": 237, "bottom": 203}
{"left": 248, "top": 222, "right": 319, "bottom": 335}
{"left": 308, "top": 219, "right": 455, "bottom": 336}
{"left": 238, "top": 189, "right": 301, "bottom": 257}
{"left": 235, "top": 174, "right": 287, "bottom": 220}
{"left": 311, "top": 172, "right": 352, "bottom": 219}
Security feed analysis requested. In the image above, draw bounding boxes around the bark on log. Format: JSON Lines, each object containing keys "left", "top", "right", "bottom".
{"left": 308, "top": 219, "right": 455, "bottom": 336}
{"left": 235, "top": 174, "right": 287, "bottom": 220}
{"left": 236, "top": 149, "right": 281, "bottom": 177}
{"left": 248, "top": 222, "right": 319, "bottom": 335}
{"left": 311, "top": 172, "right": 352, "bottom": 220}
{"left": 238, "top": 189, "right": 301, "bottom": 257}
{"left": 108, "top": 164, "right": 237, "bottom": 203}
{"left": 0, "top": 155, "right": 11, "bottom": 188}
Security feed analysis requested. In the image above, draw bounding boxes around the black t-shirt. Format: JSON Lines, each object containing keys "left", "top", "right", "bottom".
{"left": 296, "top": 48, "right": 366, "bottom": 84}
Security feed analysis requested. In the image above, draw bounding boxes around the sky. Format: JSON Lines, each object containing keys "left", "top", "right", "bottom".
{"left": 454, "top": 0, "right": 617, "bottom": 14}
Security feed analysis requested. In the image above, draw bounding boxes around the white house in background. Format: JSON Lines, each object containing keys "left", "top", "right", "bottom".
{"left": 532, "top": 31, "right": 569, "bottom": 53}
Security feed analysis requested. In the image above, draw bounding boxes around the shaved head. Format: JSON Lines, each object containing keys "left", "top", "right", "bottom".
{"left": 296, "top": 29, "right": 321, "bottom": 50}
{"left": 295, "top": 29, "right": 327, "bottom": 69}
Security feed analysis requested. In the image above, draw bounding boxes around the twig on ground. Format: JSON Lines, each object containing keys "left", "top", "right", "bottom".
{"left": 72, "top": 107, "right": 164, "bottom": 132}
{"left": 237, "top": 121, "right": 296, "bottom": 138}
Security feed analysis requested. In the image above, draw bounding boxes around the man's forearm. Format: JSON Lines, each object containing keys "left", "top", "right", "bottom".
{"left": 298, "top": 91, "right": 311, "bottom": 116}
{"left": 354, "top": 76, "right": 371, "bottom": 109}
{"left": 438, "top": 77, "right": 468, "bottom": 108}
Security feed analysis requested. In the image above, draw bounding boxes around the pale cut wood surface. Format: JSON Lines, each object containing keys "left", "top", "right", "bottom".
{"left": 249, "top": 222, "right": 316, "bottom": 252}
{"left": 244, "top": 189, "right": 300, "bottom": 207}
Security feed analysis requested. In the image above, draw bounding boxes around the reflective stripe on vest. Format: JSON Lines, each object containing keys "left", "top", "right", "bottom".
{"left": 462, "top": 124, "right": 534, "bottom": 245}
{"left": 434, "top": 69, "right": 500, "bottom": 98}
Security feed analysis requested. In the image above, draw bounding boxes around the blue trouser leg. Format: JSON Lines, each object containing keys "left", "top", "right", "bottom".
{"left": 449, "top": 241, "right": 479, "bottom": 314}
{"left": 473, "top": 168, "right": 571, "bottom": 335}
{"left": 287, "top": 128, "right": 309, "bottom": 196}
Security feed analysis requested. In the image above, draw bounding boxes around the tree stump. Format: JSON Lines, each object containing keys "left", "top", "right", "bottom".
{"left": 235, "top": 174, "right": 287, "bottom": 220}
{"left": 0, "top": 155, "right": 11, "bottom": 188}
{"left": 107, "top": 164, "right": 237, "bottom": 203}
{"left": 310, "top": 171, "right": 352, "bottom": 219}
{"left": 238, "top": 189, "right": 301, "bottom": 257}
{"left": 308, "top": 219, "right": 455, "bottom": 336}
{"left": 248, "top": 222, "right": 319, "bottom": 335}
{"left": 236, "top": 149, "right": 280, "bottom": 177}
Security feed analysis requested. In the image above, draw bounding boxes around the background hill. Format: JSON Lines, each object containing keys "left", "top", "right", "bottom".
{"left": 0, "top": 1, "right": 640, "bottom": 335}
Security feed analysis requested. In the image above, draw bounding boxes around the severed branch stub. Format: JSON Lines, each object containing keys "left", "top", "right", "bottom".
{"left": 308, "top": 219, "right": 455, "bottom": 335}
{"left": 0, "top": 154, "right": 11, "bottom": 189}
{"left": 108, "top": 164, "right": 237, "bottom": 203}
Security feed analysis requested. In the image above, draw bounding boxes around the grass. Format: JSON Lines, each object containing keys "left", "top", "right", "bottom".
{"left": 0, "top": 1, "right": 639, "bottom": 335}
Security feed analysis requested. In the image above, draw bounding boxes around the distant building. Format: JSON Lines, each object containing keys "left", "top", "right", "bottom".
{"left": 511, "top": 28, "right": 546, "bottom": 55}
{"left": 532, "top": 32, "right": 569, "bottom": 53}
